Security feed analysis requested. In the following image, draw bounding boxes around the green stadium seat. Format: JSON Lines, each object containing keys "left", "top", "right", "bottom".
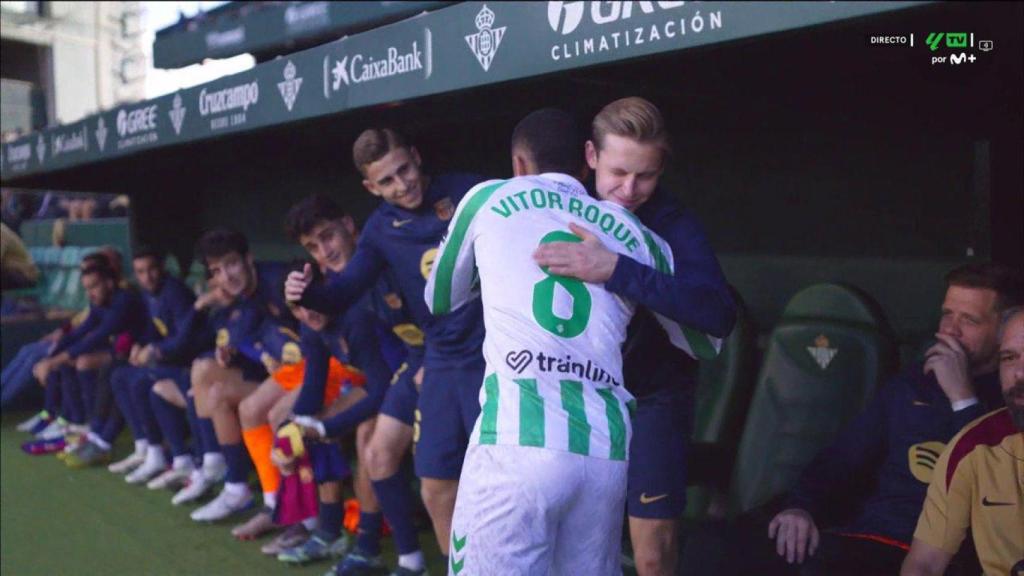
{"left": 684, "top": 290, "right": 757, "bottom": 521}
{"left": 165, "top": 254, "right": 182, "bottom": 278}
{"left": 726, "top": 283, "right": 895, "bottom": 516}
{"left": 185, "top": 259, "right": 207, "bottom": 294}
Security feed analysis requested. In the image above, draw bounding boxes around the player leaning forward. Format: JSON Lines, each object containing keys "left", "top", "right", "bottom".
{"left": 425, "top": 109, "right": 698, "bottom": 575}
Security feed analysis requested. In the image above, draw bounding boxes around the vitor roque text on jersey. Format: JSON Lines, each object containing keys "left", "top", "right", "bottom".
{"left": 489, "top": 187, "right": 642, "bottom": 254}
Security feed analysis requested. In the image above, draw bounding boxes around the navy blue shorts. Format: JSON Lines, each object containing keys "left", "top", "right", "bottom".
{"left": 379, "top": 353, "right": 424, "bottom": 427}
{"left": 413, "top": 359, "right": 485, "bottom": 480}
{"left": 308, "top": 441, "right": 350, "bottom": 483}
{"left": 626, "top": 387, "right": 692, "bottom": 519}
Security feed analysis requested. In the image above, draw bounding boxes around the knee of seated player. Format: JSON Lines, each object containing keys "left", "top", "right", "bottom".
{"left": 152, "top": 378, "right": 186, "bottom": 408}
{"left": 74, "top": 352, "right": 109, "bottom": 372}
{"left": 238, "top": 393, "right": 269, "bottom": 429}
{"left": 364, "top": 435, "right": 399, "bottom": 479}
{"left": 355, "top": 418, "right": 376, "bottom": 455}
{"left": 190, "top": 358, "right": 216, "bottom": 389}
{"left": 206, "top": 381, "right": 232, "bottom": 412}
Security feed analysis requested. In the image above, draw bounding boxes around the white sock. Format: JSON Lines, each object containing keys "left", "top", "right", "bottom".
{"left": 263, "top": 492, "right": 277, "bottom": 510}
{"left": 223, "top": 482, "right": 249, "bottom": 497}
{"left": 172, "top": 455, "right": 193, "bottom": 470}
{"left": 145, "top": 445, "right": 167, "bottom": 467}
{"left": 398, "top": 551, "right": 425, "bottom": 570}
{"left": 301, "top": 517, "right": 318, "bottom": 531}
{"left": 202, "top": 452, "right": 225, "bottom": 469}
{"left": 87, "top": 432, "right": 111, "bottom": 451}
{"left": 134, "top": 439, "right": 149, "bottom": 456}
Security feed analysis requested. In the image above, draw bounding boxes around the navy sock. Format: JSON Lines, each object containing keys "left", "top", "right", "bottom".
{"left": 44, "top": 370, "right": 62, "bottom": 416}
{"left": 371, "top": 470, "right": 420, "bottom": 555}
{"left": 99, "top": 411, "right": 124, "bottom": 444}
{"left": 356, "top": 511, "right": 383, "bottom": 557}
{"left": 110, "top": 368, "right": 144, "bottom": 439}
{"left": 183, "top": 397, "right": 204, "bottom": 458}
{"left": 197, "top": 415, "right": 220, "bottom": 455}
{"left": 130, "top": 376, "right": 162, "bottom": 444}
{"left": 150, "top": 390, "right": 189, "bottom": 456}
{"left": 59, "top": 366, "right": 84, "bottom": 424}
{"left": 78, "top": 369, "right": 99, "bottom": 420}
{"left": 221, "top": 442, "right": 252, "bottom": 484}
{"left": 317, "top": 500, "right": 344, "bottom": 539}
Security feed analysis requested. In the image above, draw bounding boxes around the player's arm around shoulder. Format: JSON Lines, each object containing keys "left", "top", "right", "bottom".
{"left": 424, "top": 178, "right": 506, "bottom": 315}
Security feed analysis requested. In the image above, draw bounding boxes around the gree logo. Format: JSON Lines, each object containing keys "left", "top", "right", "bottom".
{"left": 547, "top": 1, "right": 686, "bottom": 35}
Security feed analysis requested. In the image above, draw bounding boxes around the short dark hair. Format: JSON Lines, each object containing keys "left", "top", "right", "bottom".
{"left": 946, "top": 262, "right": 1024, "bottom": 312}
{"left": 284, "top": 194, "right": 348, "bottom": 241}
{"left": 81, "top": 263, "right": 115, "bottom": 282}
{"left": 196, "top": 228, "right": 249, "bottom": 266}
{"left": 511, "top": 108, "right": 585, "bottom": 176}
{"left": 352, "top": 128, "right": 409, "bottom": 175}
{"left": 81, "top": 252, "right": 107, "bottom": 268}
{"left": 132, "top": 245, "right": 165, "bottom": 265}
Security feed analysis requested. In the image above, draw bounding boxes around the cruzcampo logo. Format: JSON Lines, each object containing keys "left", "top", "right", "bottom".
{"left": 451, "top": 532, "right": 467, "bottom": 574}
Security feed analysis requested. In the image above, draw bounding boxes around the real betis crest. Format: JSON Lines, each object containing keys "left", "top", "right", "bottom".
{"left": 807, "top": 334, "right": 838, "bottom": 370}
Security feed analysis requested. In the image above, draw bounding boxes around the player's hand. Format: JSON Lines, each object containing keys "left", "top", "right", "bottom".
{"left": 215, "top": 346, "right": 234, "bottom": 368}
{"left": 293, "top": 415, "right": 326, "bottom": 439}
{"left": 414, "top": 366, "right": 425, "bottom": 393}
{"left": 768, "top": 508, "right": 819, "bottom": 565}
{"left": 532, "top": 223, "right": 618, "bottom": 283}
{"left": 136, "top": 344, "right": 159, "bottom": 367}
{"left": 285, "top": 264, "right": 312, "bottom": 303}
{"left": 260, "top": 352, "right": 281, "bottom": 375}
{"left": 32, "top": 359, "right": 52, "bottom": 383}
{"left": 923, "top": 333, "right": 975, "bottom": 403}
{"left": 128, "top": 344, "right": 141, "bottom": 366}
{"left": 270, "top": 448, "right": 297, "bottom": 475}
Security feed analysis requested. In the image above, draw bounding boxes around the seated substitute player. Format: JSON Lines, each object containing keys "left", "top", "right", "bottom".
{"left": 72, "top": 247, "right": 198, "bottom": 476}
{"left": 425, "top": 108, "right": 695, "bottom": 575}
{"left": 30, "top": 260, "right": 151, "bottom": 449}
{"left": 18, "top": 251, "right": 119, "bottom": 436}
{"left": 281, "top": 194, "right": 429, "bottom": 575}
{"left": 534, "top": 97, "right": 735, "bottom": 575}
{"left": 732, "top": 263, "right": 1022, "bottom": 575}
{"left": 149, "top": 281, "right": 229, "bottom": 505}
{"left": 286, "top": 128, "right": 486, "bottom": 560}
{"left": 276, "top": 263, "right": 393, "bottom": 568}
{"left": 189, "top": 229, "right": 291, "bottom": 522}
{"left": 901, "top": 306, "right": 1024, "bottom": 576}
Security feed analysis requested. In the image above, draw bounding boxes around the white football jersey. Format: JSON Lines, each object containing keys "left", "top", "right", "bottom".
{"left": 426, "top": 173, "right": 686, "bottom": 460}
